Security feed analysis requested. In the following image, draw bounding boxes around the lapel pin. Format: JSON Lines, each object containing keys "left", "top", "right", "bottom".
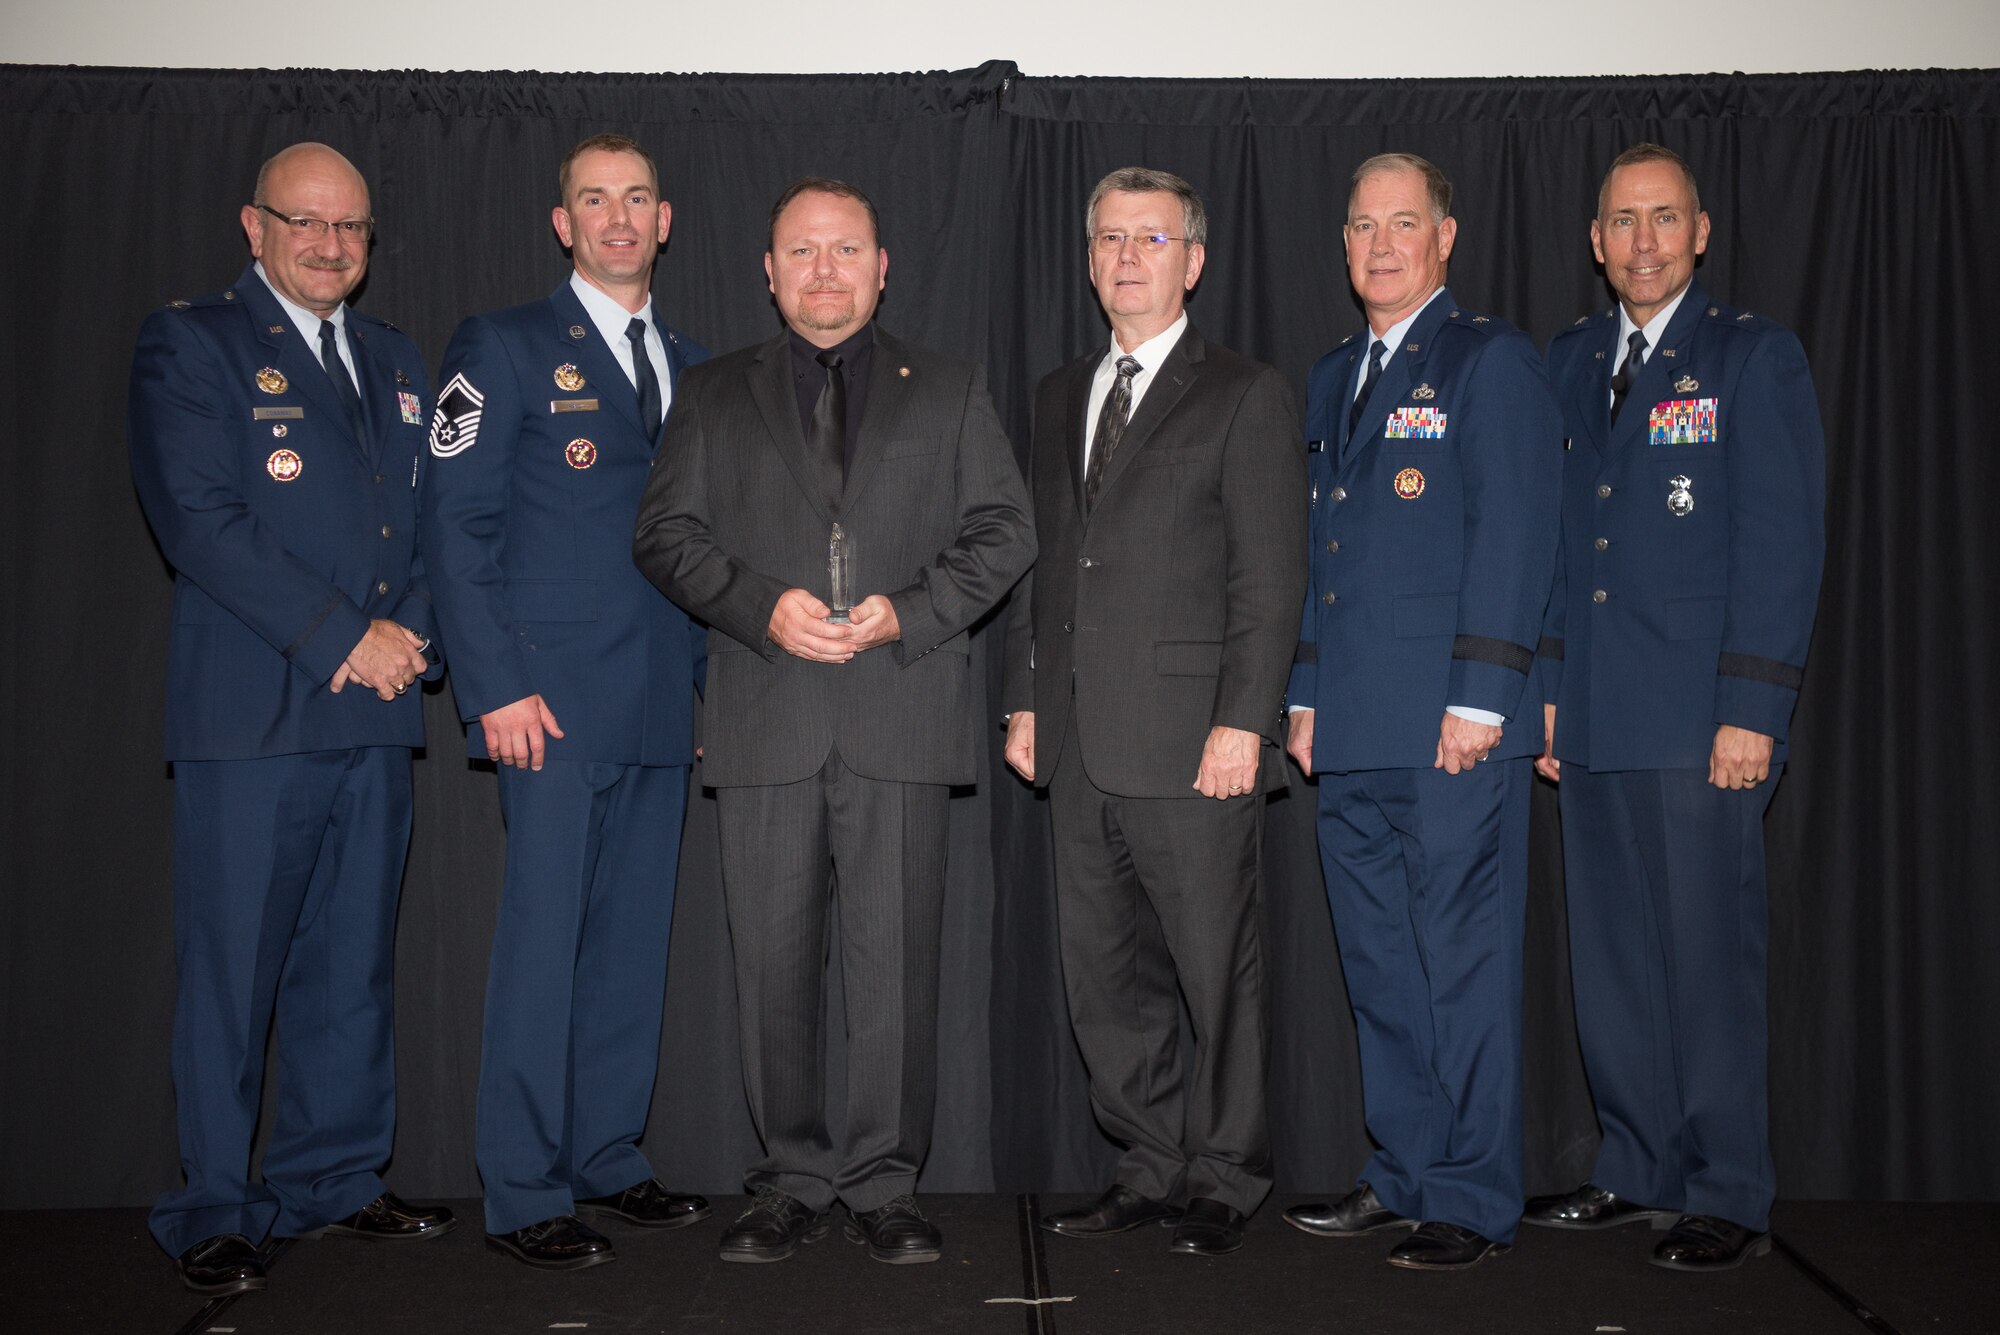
{"left": 256, "top": 367, "right": 288, "bottom": 394}
{"left": 569, "top": 324, "right": 587, "bottom": 339}
{"left": 268, "top": 325, "right": 285, "bottom": 335}
{"left": 554, "top": 364, "right": 586, "bottom": 391}
{"left": 1406, "top": 342, "right": 1420, "bottom": 352}
{"left": 1661, "top": 348, "right": 1677, "bottom": 358}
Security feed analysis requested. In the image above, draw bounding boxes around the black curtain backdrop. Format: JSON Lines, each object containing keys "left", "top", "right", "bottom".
{"left": 2, "top": 63, "right": 1995, "bottom": 1211}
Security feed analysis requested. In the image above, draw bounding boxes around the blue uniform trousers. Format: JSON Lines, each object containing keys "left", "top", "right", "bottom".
{"left": 476, "top": 759, "right": 689, "bottom": 1234}
{"left": 150, "top": 746, "right": 410, "bottom": 1255}
{"left": 1559, "top": 762, "right": 1779, "bottom": 1232}
{"left": 1316, "top": 758, "right": 1529, "bottom": 1243}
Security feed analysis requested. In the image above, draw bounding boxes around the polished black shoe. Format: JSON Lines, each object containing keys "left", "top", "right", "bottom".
{"left": 1169, "top": 1197, "right": 1246, "bottom": 1256}
{"left": 485, "top": 1215, "right": 616, "bottom": 1271}
{"left": 1523, "top": 1182, "right": 1675, "bottom": 1231}
{"left": 844, "top": 1195, "right": 943, "bottom": 1264}
{"left": 318, "top": 1192, "right": 458, "bottom": 1241}
{"left": 577, "top": 1178, "right": 711, "bottom": 1230}
{"left": 1283, "top": 1184, "right": 1413, "bottom": 1237}
{"left": 719, "top": 1188, "right": 831, "bottom": 1263}
{"left": 175, "top": 1233, "right": 267, "bottom": 1296}
{"left": 1040, "top": 1184, "right": 1182, "bottom": 1237}
{"left": 1650, "top": 1214, "right": 1772, "bottom": 1271}
{"left": 1387, "top": 1221, "right": 1510, "bottom": 1271}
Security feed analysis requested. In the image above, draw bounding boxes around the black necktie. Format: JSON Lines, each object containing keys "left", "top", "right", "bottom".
{"left": 628, "top": 317, "right": 663, "bottom": 441}
{"left": 810, "top": 349, "right": 847, "bottom": 497}
{"left": 1084, "top": 355, "right": 1141, "bottom": 510}
{"left": 318, "top": 319, "right": 366, "bottom": 446}
{"left": 1610, "top": 329, "right": 1648, "bottom": 425}
{"left": 1343, "top": 339, "right": 1386, "bottom": 464}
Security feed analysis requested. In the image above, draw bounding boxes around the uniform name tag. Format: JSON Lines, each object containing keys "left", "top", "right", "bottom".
{"left": 1384, "top": 407, "right": 1447, "bottom": 439}
{"left": 1648, "top": 397, "right": 1718, "bottom": 445}
{"left": 253, "top": 406, "right": 304, "bottom": 420}
{"left": 550, "top": 398, "right": 600, "bottom": 413}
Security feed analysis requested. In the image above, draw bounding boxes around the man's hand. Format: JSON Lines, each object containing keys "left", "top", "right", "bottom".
{"left": 479, "top": 694, "right": 565, "bottom": 771}
{"left": 845, "top": 594, "right": 902, "bottom": 652}
{"left": 1435, "top": 712, "right": 1503, "bottom": 775}
{"left": 1194, "top": 725, "right": 1261, "bottom": 800}
{"left": 1535, "top": 702, "right": 1561, "bottom": 782}
{"left": 768, "top": 588, "right": 857, "bottom": 663}
{"left": 1004, "top": 711, "right": 1035, "bottom": 781}
{"left": 1709, "top": 724, "right": 1774, "bottom": 791}
{"left": 1286, "top": 709, "right": 1315, "bottom": 773}
{"left": 331, "top": 619, "right": 429, "bottom": 701}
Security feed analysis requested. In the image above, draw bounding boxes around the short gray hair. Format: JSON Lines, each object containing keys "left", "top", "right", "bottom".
{"left": 1086, "top": 167, "right": 1208, "bottom": 248}
{"left": 1349, "top": 153, "right": 1452, "bottom": 224}
{"left": 1597, "top": 142, "right": 1701, "bottom": 218}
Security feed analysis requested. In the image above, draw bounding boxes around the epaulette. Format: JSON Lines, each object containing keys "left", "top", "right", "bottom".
{"left": 1444, "top": 308, "right": 1505, "bottom": 335}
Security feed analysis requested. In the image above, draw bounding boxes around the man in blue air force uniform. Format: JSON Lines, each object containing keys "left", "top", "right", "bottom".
{"left": 420, "top": 133, "right": 710, "bottom": 1271}
{"left": 1283, "top": 153, "right": 1561, "bottom": 1270}
{"left": 1522, "top": 144, "right": 1825, "bottom": 1272}
{"left": 130, "top": 142, "right": 455, "bottom": 1297}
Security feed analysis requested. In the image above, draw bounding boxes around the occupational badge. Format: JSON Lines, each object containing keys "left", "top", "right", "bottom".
{"left": 1385, "top": 407, "right": 1447, "bottom": 439}
{"left": 554, "top": 364, "right": 586, "bottom": 391}
{"left": 429, "top": 372, "right": 485, "bottom": 458}
{"left": 1674, "top": 374, "right": 1700, "bottom": 393}
{"left": 1394, "top": 468, "right": 1426, "bottom": 499}
{"left": 565, "top": 439, "right": 598, "bottom": 469}
{"left": 1668, "top": 474, "right": 1694, "bottom": 516}
{"left": 1411, "top": 383, "right": 1436, "bottom": 401}
{"left": 267, "top": 448, "right": 303, "bottom": 481}
{"left": 398, "top": 391, "right": 423, "bottom": 424}
{"left": 256, "top": 367, "right": 288, "bottom": 394}
{"left": 1647, "top": 397, "right": 1718, "bottom": 446}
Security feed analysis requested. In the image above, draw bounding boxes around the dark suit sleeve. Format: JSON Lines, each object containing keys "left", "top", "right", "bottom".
{"left": 633, "top": 367, "right": 796, "bottom": 658}
{"left": 387, "top": 358, "right": 443, "bottom": 679}
{"left": 419, "top": 315, "right": 534, "bottom": 718}
{"left": 1214, "top": 367, "right": 1308, "bottom": 740}
{"left": 1446, "top": 333, "right": 1562, "bottom": 719}
{"left": 885, "top": 364, "right": 1036, "bottom": 665}
{"left": 128, "top": 310, "right": 368, "bottom": 686}
{"left": 1716, "top": 329, "right": 1825, "bottom": 740}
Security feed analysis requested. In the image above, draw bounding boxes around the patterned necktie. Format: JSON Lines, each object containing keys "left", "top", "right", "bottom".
{"left": 318, "top": 319, "right": 366, "bottom": 446}
{"left": 1610, "top": 329, "right": 1648, "bottom": 425}
{"left": 1345, "top": 338, "right": 1387, "bottom": 450}
{"left": 1084, "top": 355, "right": 1141, "bottom": 510}
{"left": 809, "top": 349, "right": 847, "bottom": 497}
{"left": 628, "top": 317, "right": 663, "bottom": 441}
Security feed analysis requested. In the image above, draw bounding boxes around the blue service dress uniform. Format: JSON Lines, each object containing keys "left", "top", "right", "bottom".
{"left": 129, "top": 265, "right": 438, "bottom": 1255}
{"left": 420, "top": 282, "right": 707, "bottom": 1234}
{"left": 1540, "top": 281, "right": 1825, "bottom": 1232}
{"left": 1289, "top": 292, "right": 1561, "bottom": 1243}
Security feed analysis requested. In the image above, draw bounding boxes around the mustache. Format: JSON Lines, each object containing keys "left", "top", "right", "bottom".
{"left": 801, "top": 280, "right": 851, "bottom": 294}
{"left": 299, "top": 256, "right": 354, "bottom": 272}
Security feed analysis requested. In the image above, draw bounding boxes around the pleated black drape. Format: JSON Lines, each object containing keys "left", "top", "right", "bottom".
{"left": 2, "top": 63, "right": 1994, "bottom": 1210}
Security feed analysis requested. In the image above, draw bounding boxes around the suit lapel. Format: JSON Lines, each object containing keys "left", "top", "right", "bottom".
{"left": 1339, "top": 293, "right": 1450, "bottom": 479}
{"left": 549, "top": 283, "right": 646, "bottom": 442}
{"left": 347, "top": 322, "right": 405, "bottom": 467}
{"left": 747, "top": 334, "right": 835, "bottom": 522}
{"left": 235, "top": 270, "right": 362, "bottom": 469}
{"left": 1092, "top": 324, "right": 1203, "bottom": 504}
{"left": 1066, "top": 354, "right": 1094, "bottom": 517}
{"left": 1610, "top": 280, "right": 1707, "bottom": 455}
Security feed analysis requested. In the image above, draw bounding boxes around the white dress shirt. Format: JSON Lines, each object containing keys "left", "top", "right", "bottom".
{"left": 569, "top": 272, "right": 673, "bottom": 418}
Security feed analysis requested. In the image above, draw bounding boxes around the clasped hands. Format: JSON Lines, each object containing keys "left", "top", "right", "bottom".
{"left": 766, "top": 588, "right": 901, "bottom": 662}
{"left": 1285, "top": 709, "right": 1503, "bottom": 775}
{"left": 331, "top": 619, "right": 428, "bottom": 702}
{"left": 1535, "top": 704, "right": 1774, "bottom": 790}
{"left": 1004, "top": 714, "right": 1262, "bottom": 801}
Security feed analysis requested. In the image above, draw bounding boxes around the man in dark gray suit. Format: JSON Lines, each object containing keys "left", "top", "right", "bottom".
{"left": 1001, "top": 167, "right": 1307, "bottom": 1257}
{"left": 633, "top": 178, "right": 1034, "bottom": 1266}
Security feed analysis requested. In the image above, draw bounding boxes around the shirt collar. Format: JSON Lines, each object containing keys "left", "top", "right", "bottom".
{"left": 788, "top": 320, "right": 875, "bottom": 369}
{"left": 569, "top": 270, "right": 655, "bottom": 347}
{"left": 1364, "top": 286, "right": 1446, "bottom": 367}
{"left": 254, "top": 262, "right": 345, "bottom": 339}
{"left": 1617, "top": 283, "right": 1692, "bottom": 354}
{"left": 1101, "top": 312, "right": 1188, "bottom": 378}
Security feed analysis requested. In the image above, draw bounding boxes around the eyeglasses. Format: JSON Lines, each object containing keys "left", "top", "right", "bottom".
{"left": 256, "top": 203, "right": 375, "bottom": 244}
{"left": 1091, "top": 231, "right": 1189, "bottom": 253}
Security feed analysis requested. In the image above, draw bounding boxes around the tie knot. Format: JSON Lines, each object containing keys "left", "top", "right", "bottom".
{"left": 319, "top": 318, "right": 337, "bottom": 341}
{"left": 1115, "top": 355, "right": 1141, "bottom": 380}
{"left": 627, "top": 317, "right": 648, "bottom": 341}
{"left": 816, "top": 350, "right": 844, "bottom": 371}
{"left": 1627, "top": 330, "right": 1648, "bottom": 359}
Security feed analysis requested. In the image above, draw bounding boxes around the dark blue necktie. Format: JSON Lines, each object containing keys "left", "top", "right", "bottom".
{"left": 628, "top": 317, "right": 663, "bottom": 441}
{"left": 318, "top": 319, "right": 366, "bottom": 447}
{"left": 1344, "top": 339, "right": 1386, "bottom": 462}
{"left": 1610, "top": 329, "right": 1648, "bottom": 425}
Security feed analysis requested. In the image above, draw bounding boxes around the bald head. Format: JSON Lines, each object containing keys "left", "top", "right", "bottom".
{"left": 242, "top": 142, "right": 374, "bottom": 318}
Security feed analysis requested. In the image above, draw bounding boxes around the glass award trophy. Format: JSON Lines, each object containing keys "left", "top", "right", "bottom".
{"left": 827, "top": 522, "right": 853, "bottom": 624}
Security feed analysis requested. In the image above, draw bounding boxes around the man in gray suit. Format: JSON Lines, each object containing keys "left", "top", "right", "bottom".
{"left": 1001, "top": 167, "right": 1307, "bottom": 1257}
{"left": 633, "top": 178, "right": 1034, "bottom": 1266}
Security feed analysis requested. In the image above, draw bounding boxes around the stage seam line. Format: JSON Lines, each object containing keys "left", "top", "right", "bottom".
{"left": 1772, "top": 1232, "right": 1906, "bottom": 1335}
{"left": 1015, "top": 1193, "right": 1061, "bottom": 1335}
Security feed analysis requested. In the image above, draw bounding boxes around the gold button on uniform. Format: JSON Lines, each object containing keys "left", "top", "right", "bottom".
{"left": 1592, "top": 589, "right": 1608, "bottom": 604}
{"left": 1594, "top": 537, "right": 1608, "bottom": 550}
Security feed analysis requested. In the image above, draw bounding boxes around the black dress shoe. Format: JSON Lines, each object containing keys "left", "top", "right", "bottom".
{"left": 576, "top": 1178, "right": 711, "bottom": 1229}
{"left": 1523, "top": 1182, "right": 1675, "bottom": 1231}
{"left": 485, "top": 1215, "right": 616, "bottom": 1271}
{"left": 175, "top": 1233, "right": 267, "bottom": 1296}
{"left": 1650, "top": 1214, "right": 1772, "bottom": 1271}
{"left": 718, "top": 1188, "right": 831, "bottom": 1263}
{"left": 1283, "top": 1184, "right": 1413, "bottom": 1237}
{"left": 319, "top": 1192, "right": 458, "bottom": 1241}
{"left": 844, "top": 1195, "right": 942, "bottom": 1264}
{"left": 1040, "top": 1184, "right": 1182, "bottom": 1237}
{"left": 1387, "top": 1221, "right": 1510, "bottom": 1270}
{"left": 1169, "top": 1198, "right": 1246, "bottom": 1256}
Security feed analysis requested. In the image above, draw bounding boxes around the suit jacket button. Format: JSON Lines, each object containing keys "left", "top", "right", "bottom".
{"left": 1326, "top": 539, "right": 1340, "bottom": 554}
{"left": 1331, "top": 486, "right": 1348, "bottom": 502}
{"left": 1077, "top": 557, "right": 1094, "bottom": 568}
{"left": 374, "top": 474, "right": 384, "bottom": 484}
{"left": 1322, "top": 591, "right": 1337, "bottom": 605}
{"left": 377, "top": 580, "right": 390, "bottom": 595}
{"left": 1063, "top": 619, "right": 1074, "bottom": 633}
{"left": 1594, "top": 537, "right": 1608, "bottom": 550}
{"left": 1592, "top": 589, "right": 1608, "bottom": 603}
{"left": 381, "top": 525, "right": 393, "bottom": 538}
{"left": 1596, "top": 484, "right": 1613, "bottom": 498}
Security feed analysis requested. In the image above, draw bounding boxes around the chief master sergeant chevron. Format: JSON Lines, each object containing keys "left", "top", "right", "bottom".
{"left": 1522, "top": 143, "right": 1825, "bottom": 1272}
{"left": 420, "top": 133, "right": 711, "bottom": 1271}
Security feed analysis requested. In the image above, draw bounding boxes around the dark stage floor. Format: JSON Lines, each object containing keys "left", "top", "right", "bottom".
{"left": 6, "top": 1196, "right": 1994, "bottom": 1335}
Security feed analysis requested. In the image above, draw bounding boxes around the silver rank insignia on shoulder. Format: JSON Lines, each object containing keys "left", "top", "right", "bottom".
{"left": 1708, "top": 307, "right": 1720, "bottom": 316}
{"left": 1449, "top": 310, "right": 1461, "bottom": 318}
{"left": 1473, "top": 315, "right": 1490, "bottom": 323}
{"left": 167, "top": 299, "right": 190, "bottom": 310}
{"left": 569, "top": 324, "right": 587, "bottom": 339}
{"left": 1737, "top": 312, "right": 1754, "bottom": 322}
{"left": 1674, "top": 374, "right": 1699, "bottom": 393}
{"left": 1411, "top": 383, "right": 1436, "bottom": 400}
{"left": 1668, "top": 474, "right": 1694, "bottom": 516}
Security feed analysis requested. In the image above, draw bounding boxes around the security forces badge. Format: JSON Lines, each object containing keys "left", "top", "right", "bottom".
{"left": 429, "top": 372, "right": 484, "bottom": 458}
